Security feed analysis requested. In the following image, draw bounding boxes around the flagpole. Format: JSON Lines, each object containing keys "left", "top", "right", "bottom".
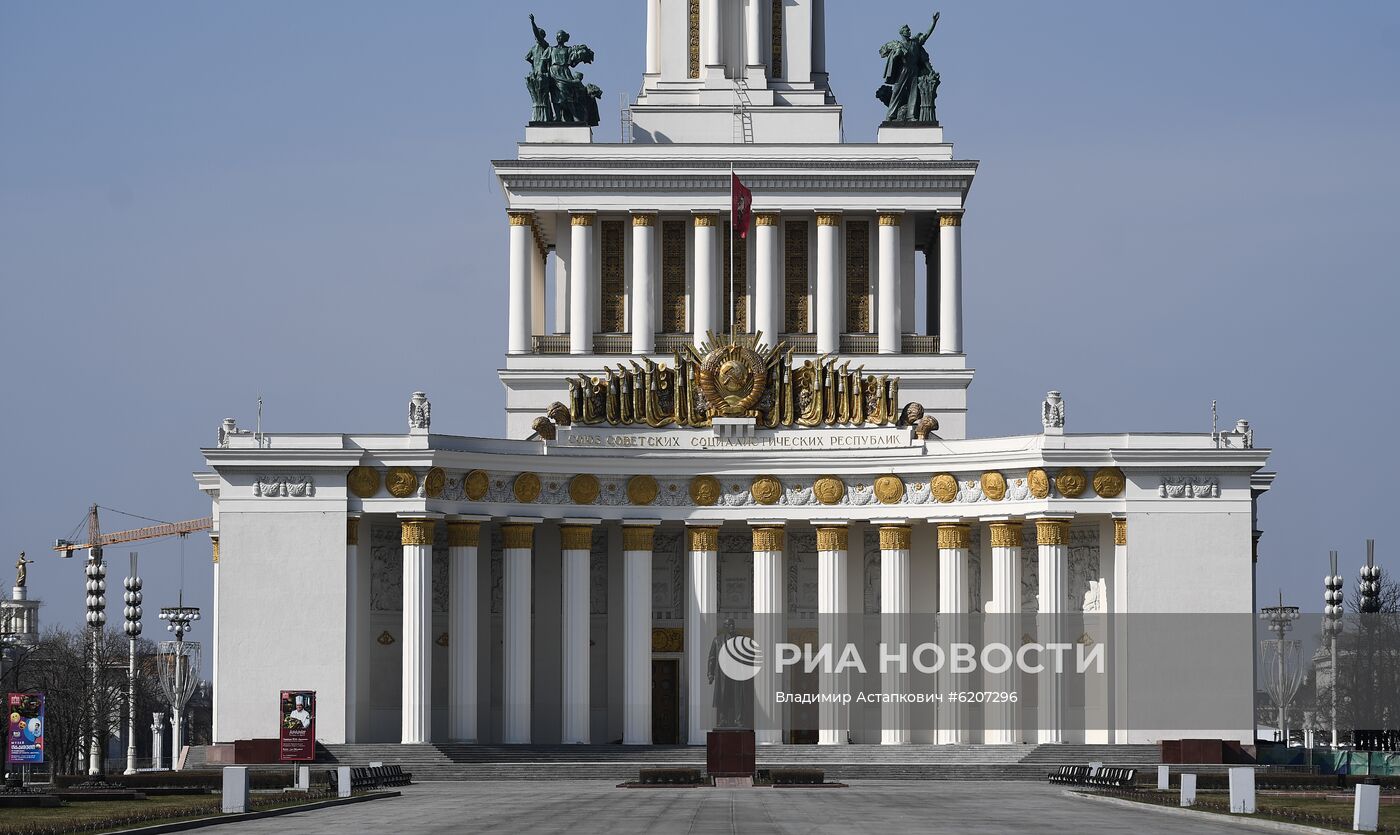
{"left": 729, "top": 164, "right": 736, "bottom": 338}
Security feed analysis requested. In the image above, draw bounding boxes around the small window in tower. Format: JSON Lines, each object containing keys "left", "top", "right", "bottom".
{"left": 661, "top": 219, "right": 687, "bottom": 333}
{"left": 846, "top": 221, "right": 871, "bottom": 333}
{"left": 600, "top": 220, "right": 626, "bottom": 333}
{"left": 785, "top": 221, "right": 809, "bottom": 333}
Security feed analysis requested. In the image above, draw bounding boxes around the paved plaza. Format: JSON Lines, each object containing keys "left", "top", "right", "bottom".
{"left": 220, "top": 781, "right": 1242, "bottom": 834}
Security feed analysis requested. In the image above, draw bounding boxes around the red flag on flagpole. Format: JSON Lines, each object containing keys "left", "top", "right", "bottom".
{"left": 731, "top": 173, "right": 752, "bottom": 239}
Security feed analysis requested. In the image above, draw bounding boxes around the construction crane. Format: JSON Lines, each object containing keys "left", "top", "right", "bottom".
{"left": 52, "top": 505, "right": 212, "bottom": 557}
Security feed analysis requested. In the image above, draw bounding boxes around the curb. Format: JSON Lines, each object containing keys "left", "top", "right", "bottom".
{"left": 1066, "top": 790, "right": 1345, "bottom": 835}
{"left": 105, "top": 790, "right": 401, "bottom": 834}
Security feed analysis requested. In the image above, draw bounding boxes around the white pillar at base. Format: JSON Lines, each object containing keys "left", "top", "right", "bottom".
{"left": 986, "top": 521, "right": 1023, "bottom": 745}
{"left": 693, "top": 214, "right": 719, "bottom": 344}
{"left": 221, "top": 767, "right": 249, "bottom": 814}
{"left": 447, "top": 520, "right": 482, "bottom": 742}
{"left": 1035, "top": 517, "right": 1071, "bottom": 744}
{"left": 752, "top": 525, "right": 786, "bottom": 745}
{"left": 1228, "top": 767, "right": 1256, "bottom": 814}
{"left": 816, "top": 213, "right": 841, "bottom": 354}
{"left": 502, "top": 521, "right": 536, "bottom": 743}
{"left": 686, "top": 526, "right": 719, "bottom": 744}
{"left": 1355, "top": 782, "right": 1380, "bottom": 832}
{"left": 151, "top": 713, "right": 165, "bottom": 771}
{"left": 399, "top": 517, "right": 435, "bottom": 744}
{"left": 623, "top": 523, "right": 657, "bottom": 745}
{"left": 817, "top": 524, "right": 849, "bottom": 745}
{"left": 878, "top": 213, "right": 902, "bottom": 354}
{"left": 938, "top": 212, "right": 963, "bottom": 354}
{"left": 937, "top": 523, "right": 971, "bottom": 744}
{"left": 1180, "top": 773, "right": 1197, "bottom": 807}
{"left": 569, "top": 213, "right": 594, "bottom": 354}
{"left": 560, "top": 523, "right": 595, "bottom": 743}
{"left": 754, "top": 214, "right": 780, "bottom": 345}
{"left": 508, "top": 212, "right": 534, "bottom": 355}
{"left": 879, "top": 524, "right": 911, "bottom": 745}
{"left": 631, "top": 214, "right": 656, "bottom": 354}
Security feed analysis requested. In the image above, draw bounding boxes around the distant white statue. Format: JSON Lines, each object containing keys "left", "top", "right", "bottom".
{"left": 1042, "top": 390, "right": 1065, "bottom": 429}
{"left": 408, "top": 391, "right": 431, "bottom": 430}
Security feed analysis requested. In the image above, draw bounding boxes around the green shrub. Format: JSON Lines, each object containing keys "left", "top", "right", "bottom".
{"left": 770, "top": 768, "right": 824, "bottom": 785}
{"left": 638, "top": 768, "right": 702, "bottom": 785}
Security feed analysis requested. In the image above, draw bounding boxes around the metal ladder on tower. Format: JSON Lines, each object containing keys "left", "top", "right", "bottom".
{"left": 619, "top": 93, "right": 634, "bottom": 144}
{"left": 733, "top": 78, "right": 755, "bottom": 144}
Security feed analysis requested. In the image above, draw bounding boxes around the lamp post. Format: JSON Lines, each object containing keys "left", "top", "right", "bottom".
{"left": 1260, "top": 592, "right": 1301, "bottom": 744}
{"left": 1323, "top": 550, "right": 1343, "bottom": 747}
{"left": 84, "top": 547, "right": 107, "bottom": 778}
{"left": 122, "top": 554, "right": 143, "bottom": 775}
{"left": 157, "top": 602, "right": 200, "bottom": 771}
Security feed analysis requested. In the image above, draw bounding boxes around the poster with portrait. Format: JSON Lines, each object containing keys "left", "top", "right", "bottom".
{"left": 6, "top": 692, "right": 44, "bottom": 764}
{"left": 278, "top": 690, "right": 316, "bottom": 761}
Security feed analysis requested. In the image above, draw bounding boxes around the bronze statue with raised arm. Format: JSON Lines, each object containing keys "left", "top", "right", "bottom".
{"left": 876, "top": 12, "right": 942, "bottom": 124}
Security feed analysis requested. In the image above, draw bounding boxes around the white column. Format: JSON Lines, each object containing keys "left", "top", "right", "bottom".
{"left": 631, "top": 214, "right": 656, "bottom": 354}
{"left": 151, "top": 713, "right": 165, "bottom": 771}
{"left": 754, "top": 214, "right": 780, "bottom": 345}
{"left": 502, "top": 521, "right": 536, "bottom": 743}
{"left": 211, "top": 536, "right": 221, "bottom": 745}
{"left": 343, "top": 522, "right": 357, "bottom": 743}
{"left": 938, "top": 212, "right": 963, "bottom": 354}
{"left": 987, "top": 521, "right": 1023, "bottom": 744}
{"left": 623, "top": 523, "right": 657, "bottom": 744}
{"left": 531, "top": 241, "right": 546, "bottom": 337}
{"left": 879, "top": 525, "right": 911, "bottom": 745}
{"left": 1112, "top": 516, "right": 1129, "bottom": 744}
{"left": 937, "top": 523, "right": 971, "bottom": 744}
{"left": 701, "top": 0, "right": 722, "bottom": 69}
{"left": 817, "top": 525, "right": 849, "bottom": 745}
{"left": 693, "top": 214, "right": 718, "bottom": 345}
{"left": 508, "top": 212, "right": 534, "bottom": 355}
{"left": 686, "top": 526, "right": 719, "bottom": 744}
{"left": 400, "top": 518, "right": 434, "bottom": 744}
{"left": 752, "top": 525, "right": 786, "bottom": 744}
{"left": 560, "top": 523, "right": 595, "bottom": 743}
{"left": 645, "top": 0, "right": 662, "bottom": 75}
{"left": 1035, "top": 517, "right": 1070, "bottom": 744}
{"left": 448, "top": 520, "right": 481, "bottom": 742}
{"left": 744, "top": 0, "right": 763, "bottom": 69}
{"left": 878, "top": 213, "right": 902, "bottom": 354}
{"left": 816, "top": 213, "right": 841, "bottom": 354}
{"left": 569, "top": 213, "right": 594, "bottom": 354}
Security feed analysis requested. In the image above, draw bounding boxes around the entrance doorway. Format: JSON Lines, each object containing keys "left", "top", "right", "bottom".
{"left": 652, "top": 659, "right": 680, "bottom": 744}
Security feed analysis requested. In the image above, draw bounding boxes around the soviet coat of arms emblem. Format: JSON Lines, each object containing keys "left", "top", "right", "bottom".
{"left": 696, "top": 335, "right": 770, "bottom": 417}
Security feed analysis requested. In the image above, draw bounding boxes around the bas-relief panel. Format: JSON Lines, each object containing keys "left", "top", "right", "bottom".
{"left": 787, "top": 543, "right": 817, "bottom": 623}
{"left": 863, "top": 529, "right": 880, "bottom": 614}
{"left": 653, "top": 531, "right": 683, "bottom": 621}
{"left": 969, "top": 527, "right": 983, "bottom": 614}
{"left": 368, "top": 523, "right": 448, "bottom": 613}
{"left": 718, "top": 533, "right": 752, "bottom": 615}
{"left": 590, "top": 528, "right": 608, "bottom": 615}
{"left": 1019, "top": 526, "right": 1101, "bottom": 614}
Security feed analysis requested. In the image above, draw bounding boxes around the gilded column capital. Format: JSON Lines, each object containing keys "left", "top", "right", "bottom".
{"left": 939, "top": 212, "right": 963, "bottom": 228}
{"left": 879, "top": 525, "right": 912, "bottom": 551}
{"left": 560, "top": 524, "right": 594, "bottom": 551}
{"left": 345, "top": 519, "right": 359, "bottom": 547}
{"left": 816, "top": 212, "right": 843, "bottom": 227}
{"left": 1035, "top": 519, "right": 1070, "bottom": 546}
{"left": 816, "top": 526, "right": 848, "bottom": 552}
{"left": 401, "top": 519, "right": 435, "bottom": 547}
{"left": 632, "top": 213, "right": 656, "bottom": 227}
{"left": 754, "top": 213, "right": 780, "bottom": 227}
{"left": 878, "top": 213, "right": 903, "bottom": 226}
{"left": 622, "top": 525, "right": 656, "bottom": 552}
{"left": 687, "top": 526, "right": 719, "bottom": 552}
{"left": 446, "top": 520, "right": 481, "bottom": 548}
{"left": 211, "top": 537, "right": 220, "bottom": 564}
{"left": 1114, "top": 518, "right": 1127, "bottom": 547}
{"left": 508, "top": 211, "right": 534, "bottom": 227}
{"left": 693, "top": 213, "right": 719, "bottom": 227}
{"left": 987, "top": 522, "right": 1023, "bottom": 549}
{"left": 570, "top": 213, "right": 596, "bottom": 227}
{"left": 751, "top": 526, "right": 785, "bottom": 553}
{"left": 501, "top": 523, "right": 535, "bottom": 550}
{"left": 936, "top": 524, "right": 971, "bottom": 550}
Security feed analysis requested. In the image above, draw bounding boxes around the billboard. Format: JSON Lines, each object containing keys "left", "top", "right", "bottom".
{"left": 6, "top": 692, "right": 44, "bottom": 765}
{"left": 278, "top": 690, "right": 315, "bottom": 761}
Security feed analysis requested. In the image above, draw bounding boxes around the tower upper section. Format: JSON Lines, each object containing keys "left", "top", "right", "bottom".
{"left": 631, "top": 0, "right": 841, "bottom": 144}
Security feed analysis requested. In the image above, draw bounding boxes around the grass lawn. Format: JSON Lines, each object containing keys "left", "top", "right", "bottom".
{"left": 1110, "top": 789, "right": 1400, "bottom": 832}
{"left": 0, "top": 790, "right": 346, "bottom": 835}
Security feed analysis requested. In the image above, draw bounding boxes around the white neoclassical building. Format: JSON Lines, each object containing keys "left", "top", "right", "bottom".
{"left": 197, "top": 1, "right": 1273, "bottom": 748}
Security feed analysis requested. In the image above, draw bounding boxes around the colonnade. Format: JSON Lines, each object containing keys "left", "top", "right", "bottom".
{"left": 504, "top": 210, "right": 963, "bottom": 357}
{"left": 378, "top": 512, "right": 1107, "bottom": 745}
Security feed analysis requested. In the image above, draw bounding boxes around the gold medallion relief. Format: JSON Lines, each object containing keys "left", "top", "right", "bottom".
{"left": 751, "top": 475, "right": 783, "bottom": 505}
{"left": 423, "top": 467, "right": 446, "bottom": 498}
{"left": 1027, "top": 468, "right": 1051, "bottom": 499}
{"left": 689, "top": 475, "right": 721, "bottom": 506}
{"left": 980, "top": 471, "right": 1007, "bottom": 502}
{"left": 513, "top": 472, "right": 542, "bottom": 503}
{"left": 347, "top": 467, "right": 380, "bottom": 499}
{"left": 813, "top": 476, "right": 846, "bottom": 505}
{"left": 1092, "top": 467, "right": 1126, "bottom": 498}
{"left": 873, "top": 474, "right": 905, "bottom": 505}
{"left": 1055, "top": 468, "right": 1088, "bottom": 499}
{"left": 930, "top": 473, "right": 958, "bottom": 504}
{"left": 463, "top": 469, "right": 489, "bottom": 501}
{"left": 569, "top": 474, "right": 601, "bottom": 505}
{"left": 627, "top": 475, "right": 659, "bottom": 506}
{"left": 385, "top": 467, "right": 419, "bottom": 498}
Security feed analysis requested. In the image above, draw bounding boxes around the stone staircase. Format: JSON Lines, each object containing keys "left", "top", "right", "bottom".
{"left": 282, "top": 742, "right": 1166, "bottom": 782}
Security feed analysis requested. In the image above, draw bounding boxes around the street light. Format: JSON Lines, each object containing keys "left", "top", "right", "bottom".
{"left": 157, "top": 601, "right": 200, "bottom": 770}
{"left": 122, "top": 554, "right": 142, "bottom": 775}
{"left": 1260, "top": 591, "right": 1302, "bottom": 745}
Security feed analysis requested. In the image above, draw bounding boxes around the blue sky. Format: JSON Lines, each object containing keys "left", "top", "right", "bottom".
{"left": 2, "top": 1, "right": 1397, "bottom": 629}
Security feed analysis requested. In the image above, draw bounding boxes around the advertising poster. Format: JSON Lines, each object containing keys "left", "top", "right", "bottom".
{"left": 6, "top": 692, "right": 44, "bottom": 765}
{"left": 278, "top": 690, "right": 315, "bottom": 761}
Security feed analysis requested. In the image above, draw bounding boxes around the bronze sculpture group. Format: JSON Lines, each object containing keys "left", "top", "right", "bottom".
{"left": 525, "top": 13, "right": 601, "bottom": 127}
{"left": 877, "top": 12, "right": 942, "bottom": 125}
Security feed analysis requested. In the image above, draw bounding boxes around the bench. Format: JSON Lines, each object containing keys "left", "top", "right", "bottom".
{"left": 327, "top": 764, "right": 413, "bottom": 794}
{"left": 1047, "top": 765, "right": 1092, "bottom": 784}
{"left": 1085, "top": 767, "right": 1137, "bottom": 789}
